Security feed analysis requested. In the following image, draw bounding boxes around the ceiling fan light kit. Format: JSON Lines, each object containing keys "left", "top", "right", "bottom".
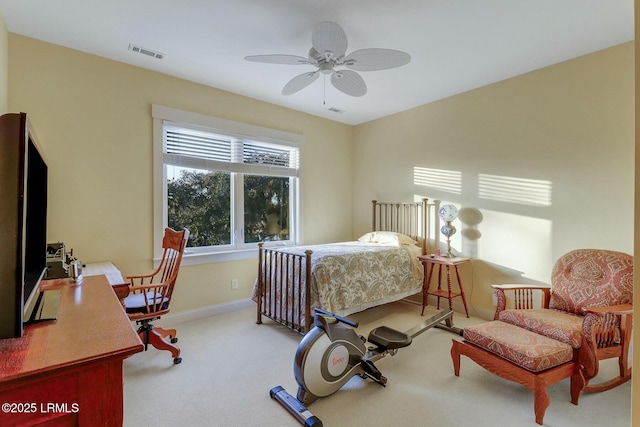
{"left": 245, "top": 21, "right": 411, "bottom": 98}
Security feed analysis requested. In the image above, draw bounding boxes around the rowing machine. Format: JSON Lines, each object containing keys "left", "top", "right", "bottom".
{"left": 270, "top": 308, "right": 460, "bottom": 426}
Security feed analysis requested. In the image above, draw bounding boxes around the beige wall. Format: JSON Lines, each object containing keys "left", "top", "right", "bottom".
{"left": 0, "top": 13, "right": 7, "bottom": 112}
{"left": 7, "top": 34, "right": 353, "bottom": 313}
{"left": 354, "top": 42, "right": 634, "bottom": 319}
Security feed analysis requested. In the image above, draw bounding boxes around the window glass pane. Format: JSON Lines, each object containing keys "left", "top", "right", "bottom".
{"left": 167, "top": 165, "right": 231, "bottom": 247}
{"left": 244, "top": 175, "right": 289, "bottom": 243}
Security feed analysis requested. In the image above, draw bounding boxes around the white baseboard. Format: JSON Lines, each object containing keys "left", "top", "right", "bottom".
{"left": 423, "top": 295, "right": 495, "bottom": 322}
{"left": 156, "top": 298, "right": 255, "bottom": 327}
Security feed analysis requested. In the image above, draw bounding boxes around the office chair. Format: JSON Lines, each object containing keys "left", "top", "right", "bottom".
{"left": 124, "top": 227, "right": 189, "bottom": 364}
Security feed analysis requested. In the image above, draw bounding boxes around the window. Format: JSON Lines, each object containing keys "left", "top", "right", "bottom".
{"left": 152, "top": 105, "right": 302, "bottom": 264}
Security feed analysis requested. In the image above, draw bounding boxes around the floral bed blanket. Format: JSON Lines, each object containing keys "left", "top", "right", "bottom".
{"left": 253, "top": 241, "right": 423, "bottom": 327}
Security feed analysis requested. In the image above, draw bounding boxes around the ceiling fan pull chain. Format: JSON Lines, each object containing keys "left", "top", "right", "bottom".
{"left": 323, "top": 74, "right": 326, "bottom": 105}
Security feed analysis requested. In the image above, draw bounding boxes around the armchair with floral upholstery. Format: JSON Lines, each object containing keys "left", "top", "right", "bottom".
{"left": 451, "top": 249, "right": 633, "bottom": 424}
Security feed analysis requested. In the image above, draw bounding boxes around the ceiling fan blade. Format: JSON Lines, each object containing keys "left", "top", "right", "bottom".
{"left": 343, "top": 49, "right": 411, "bottom": 71}
{"left": 245, "top": 54, "right": 312, "bottom": 65}
{"left": 312, "top": 21, "right": 348, "bottom": 60}
{"left": 308, "top": 47, "right": 322, "bottom": 63}
{"left": 282, "top": 71, "right": 320, "bottom": 95}
{"left": 330, "top": 70, "right": 367, "bottom": 97}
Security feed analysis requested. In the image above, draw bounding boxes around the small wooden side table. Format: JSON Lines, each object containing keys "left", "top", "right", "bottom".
{"left": 419, "top": 255, "right": 470, "bottom": 318}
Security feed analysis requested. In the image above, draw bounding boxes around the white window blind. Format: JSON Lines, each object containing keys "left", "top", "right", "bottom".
{"left": 166, "top": 127, "right": 231, "bottom": 162}
{"left": 163, "top": 123, "right": 299, "bottom": 177}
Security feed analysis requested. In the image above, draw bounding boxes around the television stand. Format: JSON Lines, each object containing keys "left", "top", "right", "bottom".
{"left": 0, "top": 275, "right": 143, "bottom": 426}
{"left": 24, "top": 289, "right": 62, "bottom": 325}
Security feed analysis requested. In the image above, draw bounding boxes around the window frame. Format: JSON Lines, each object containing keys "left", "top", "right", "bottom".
{"left": 152, "top": 105, "right": 303, "bottom": 266}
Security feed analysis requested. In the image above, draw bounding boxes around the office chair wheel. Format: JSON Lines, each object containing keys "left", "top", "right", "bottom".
{"left": 174, "top": 357, "right": 182, "bottom": 364}
{"left": 171, "top": 337, "right": 178, "bottom": 343}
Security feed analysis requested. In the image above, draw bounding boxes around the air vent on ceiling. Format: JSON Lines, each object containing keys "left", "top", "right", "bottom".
{"left": 128, "top": 43, "right": 165, "bottom": 60}
{"left": 328, "top": 107, "right": 344, "bottom": 113}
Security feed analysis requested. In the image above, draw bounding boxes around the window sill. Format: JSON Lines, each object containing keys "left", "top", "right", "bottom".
{"left": 154, "top": 248, "right": 257, "bottom": 267}
{"left": 180, "top": 248, "right": 258, "bottom": 266}
{"left": 155, "top": 242, "right": 297, "bottom": 267}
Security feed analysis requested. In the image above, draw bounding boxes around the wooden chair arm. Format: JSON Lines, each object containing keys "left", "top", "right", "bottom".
{"left": 111, "top": 283, "right": 131, "bottom": 300}
{"left": 126, "top": 273, "right": 156, "bottom": 282}
{"left": 129, "top": 282, "right": 169, "bottom": 293}
{"left": 126, "top": 273, "right": 163, "bottom": 290}
{"left": 492, "top": 284, "right": 551, "bottom": 320}
{"left": 583, "top": 304, "right": 633, "bottom": 316}
{"left": 581, "top": 303, "right": 633, "bottom": 380}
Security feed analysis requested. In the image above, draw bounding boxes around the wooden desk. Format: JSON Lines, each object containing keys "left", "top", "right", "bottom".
{"left": 0, "top": 275, "right": 143, "bottom": 426}
{"left": 419, "top": 255, "right": 470, "bottom": 318}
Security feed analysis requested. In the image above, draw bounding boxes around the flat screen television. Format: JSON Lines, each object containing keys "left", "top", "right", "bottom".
{"left": 0, "top": 112, "right": 49, "bottom": 338}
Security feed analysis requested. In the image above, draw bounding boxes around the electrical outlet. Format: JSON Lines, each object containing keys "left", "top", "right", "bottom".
{"left": 231, "top": 279, "right": 238, "bottom": 289}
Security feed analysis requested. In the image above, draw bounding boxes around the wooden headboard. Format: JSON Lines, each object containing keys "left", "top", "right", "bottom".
{"left": 371, "top": 198, "right": 441, "bottom": 255}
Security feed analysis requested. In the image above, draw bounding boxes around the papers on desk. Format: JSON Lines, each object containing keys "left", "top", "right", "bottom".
{"left": 83, "top": 262, "right": 126, "bottom": 285}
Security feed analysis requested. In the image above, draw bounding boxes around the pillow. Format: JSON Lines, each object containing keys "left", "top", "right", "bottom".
{"left": 357, "top": 231, "right": 417, "bottom": 246}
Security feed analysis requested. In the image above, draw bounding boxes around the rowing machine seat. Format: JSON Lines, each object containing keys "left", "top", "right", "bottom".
{"left": 368, "top": 326, "right": 412, "bottom": 351}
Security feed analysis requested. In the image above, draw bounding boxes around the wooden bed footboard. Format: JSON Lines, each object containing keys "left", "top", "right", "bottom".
{"left": 256, "top": 244, "right": 313, "bottom": 334}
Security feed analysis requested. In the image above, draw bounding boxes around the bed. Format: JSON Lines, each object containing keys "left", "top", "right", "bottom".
{"left": 253, "top": 199, "right": 441, "bottom": 334}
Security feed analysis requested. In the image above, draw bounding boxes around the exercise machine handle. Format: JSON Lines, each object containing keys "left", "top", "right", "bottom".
{"left": 314, "top": 307, "right": 358, "bottom": 328}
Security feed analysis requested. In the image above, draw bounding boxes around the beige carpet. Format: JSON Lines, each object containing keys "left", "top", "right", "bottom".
{"left": 123, "top": 301, "right": 631, "bottom": 427}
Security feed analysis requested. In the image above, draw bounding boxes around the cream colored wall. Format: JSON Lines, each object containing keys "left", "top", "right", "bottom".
{"left": 354, "top": 42, "right": 634, "bottom": 319}
{"left": 7, "top": 34, "right": 353, "bottom": 313}
{"left": 0, "top": 13, "right": 8, "bottom": 112}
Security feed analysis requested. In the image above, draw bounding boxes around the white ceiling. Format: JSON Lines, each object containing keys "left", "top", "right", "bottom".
{"left": 0, "top": 0, "right": 634, "bottom": 125}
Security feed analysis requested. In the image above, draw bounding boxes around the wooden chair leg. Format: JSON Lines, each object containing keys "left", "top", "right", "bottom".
{"left": 533, "top": 378, "right": 550, "bottom": 426}
{"left": 147, "top": 329, "right": 181, "bottom": 359}
{"left": 154, "top": 326, "right": 177, "bottom": 341}
{"left": 570, "top": 368, "right": 585, "bottom": 404}
{"left": 451, "top": 340, "right": 461, "bottom": 376}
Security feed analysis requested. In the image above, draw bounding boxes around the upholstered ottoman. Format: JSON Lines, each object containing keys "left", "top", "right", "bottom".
{"left": 463, "top": 321, "right": 573, "bottom": 371}
{"left": 451, "top": 321, "right": 584, "bottom": 425}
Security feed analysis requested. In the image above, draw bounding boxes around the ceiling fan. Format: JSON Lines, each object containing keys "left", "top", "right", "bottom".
{"left": 245, "top": 21, "right": 411, "bottom": 97}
